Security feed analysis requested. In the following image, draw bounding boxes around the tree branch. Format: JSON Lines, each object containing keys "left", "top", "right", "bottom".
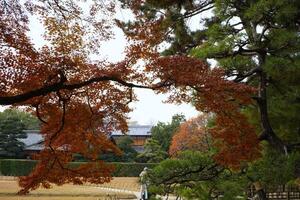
{"left": 0, "top": 75, "right": 171, "bottom": 105}
{"left": 34, "top": 104, "right": 48, "bottom": 124}
{"left": 234, "top": 66, "right": 261, "bottom": 82}
{"left": 156, "top": 164, "right": 222, "bottom": 185}
{"left": 182, "top": 1, "right": 214, "bottom": 19}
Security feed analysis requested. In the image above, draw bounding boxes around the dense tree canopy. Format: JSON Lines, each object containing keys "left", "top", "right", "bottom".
{"left": 137, "top": 138, "right": 167, "bottom": 163}
{"left": 0, "top": 108, "right": 40, "bottom": 158}
{"left": 115, "top": 136, "right": 137, "bottom": 162}
{"left": 0, "top": 108, "right": 40, "bottom": 130}
{"left": 1, "top": 0, "right": 298, "bottom": 195}
{"left": 169, "top": 114, "right": 213, "bottom": 156}
{"left": 151, "top": 114, "right": 185, "bottom": 152}
{"left": 147, "top": 151, "right": 248, "bottom": 200}
{"left": 1, "top": 0, "right": 137, "bottom": 193}
{"left": 0, "top": 110, "right": 27, "bottom": 158}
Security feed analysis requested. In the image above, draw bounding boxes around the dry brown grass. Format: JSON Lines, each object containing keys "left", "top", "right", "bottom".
{"left": 0, "top": 177, "right": 140, "bottom": 200}
{"left": 102, "top": 177, "right": 140, "bottom": 192}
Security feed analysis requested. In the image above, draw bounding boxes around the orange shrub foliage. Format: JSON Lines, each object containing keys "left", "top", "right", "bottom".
{"left": 169, "top": 114, "right": 212, "bottom": 156}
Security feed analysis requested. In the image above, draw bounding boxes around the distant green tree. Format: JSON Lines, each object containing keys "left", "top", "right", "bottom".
{"left": 151, "top": 114, "right": 185, "bottom": 152}
{"left": 98, "top": 136, "right": 138, "bottom": 162}
{"left": 116, "top": 136, "right": 138, "bottom": 162}
{"left": 0, "top": 109, "right": 40, "bottom": 130}
{"left": 137, "top": 139, "right": 168, "bottom": 163}
{"left": 0, "top": 114, "right": 27, "bottom": 158}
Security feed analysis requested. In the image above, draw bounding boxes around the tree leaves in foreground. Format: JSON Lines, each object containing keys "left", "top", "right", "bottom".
{"left": 163, "top": 115, "right": 299, "bottom": 199}
{"left": 148, "top": 151, "right": 248, "bottom": 200}
{"left": 119, "top": 0, "right": 300, "bottom": 156}
{"left": 0, "top": 0, "right": 272, "bottom": 194}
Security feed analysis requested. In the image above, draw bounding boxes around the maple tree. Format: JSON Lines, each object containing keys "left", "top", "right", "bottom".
{"left": 169, "top": 114, "right": 212, "bottom": 156}
{"left": 0, "top": 0, "right": 147, "bottom": 194}
{"left": 145, "top": 55, "right": 260, "bottom": 168}
{"left": 0, "top": 0, "right": 266, "bottom": 194}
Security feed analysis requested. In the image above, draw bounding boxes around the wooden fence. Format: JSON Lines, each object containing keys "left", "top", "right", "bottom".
{"left": 247, "top": 185, "right": 300, "bottom": 200}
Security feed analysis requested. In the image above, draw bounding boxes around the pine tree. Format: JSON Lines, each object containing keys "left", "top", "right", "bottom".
{"left": 137, "top": 139, "right": 168, "bottom": 163}
{"left": 151, "top": 114, "right": 185, "bottom": 152}
{"left": 119, "top": 1, "right": 300, "bottom": 199}
{"left": 120, "top": 0, "right": 300, "bottom": 156}
{"left": 0, "top": 114, "right": 27, "bottom": 158}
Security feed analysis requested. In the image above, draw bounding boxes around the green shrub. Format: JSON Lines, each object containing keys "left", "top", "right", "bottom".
{"left": 0, "top": 159, "right": 37, "bottom": 176}
{"left": 112, "top": 162, "right": 157, "bottom": 177}
{"left": 0, "top": 159, "right": 156, "bottom": 177}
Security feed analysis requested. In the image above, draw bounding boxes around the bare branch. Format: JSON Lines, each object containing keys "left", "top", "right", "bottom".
{"left": 0, "top": 75, "right": 171, "bottom": 105}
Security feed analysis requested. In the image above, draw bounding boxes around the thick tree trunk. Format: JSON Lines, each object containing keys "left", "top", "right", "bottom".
{"left": 239, "top": 17, "right": 288, "bottom": 154}
{"left": 255, "top": 53, "right": 287, "bottom": 154}
{"left": 256, "top": 69, "right": 287, "bottom": 154}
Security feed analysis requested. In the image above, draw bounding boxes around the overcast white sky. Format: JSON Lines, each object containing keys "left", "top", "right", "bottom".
{"left": 24, "top": 5, "right": 199, "bottom": 125}
{"left": 95, "top": 26, "right": 199, "bottom": 125}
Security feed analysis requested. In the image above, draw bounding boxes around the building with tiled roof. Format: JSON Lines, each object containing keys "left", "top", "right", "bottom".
{"left": 19, "top": 130, "right": 43, "bottom": 155}
{"left": 111, "top": 125, "right": 152, "bottom": 152}
{"left": 19, "top": 125, "right": 152, "bottom": 155}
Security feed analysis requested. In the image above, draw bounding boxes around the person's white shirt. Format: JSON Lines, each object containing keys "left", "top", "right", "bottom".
{"left": 139, "top": 167, "right": 148, "bottom": 200}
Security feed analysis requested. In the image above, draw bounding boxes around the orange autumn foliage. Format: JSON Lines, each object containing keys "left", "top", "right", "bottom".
{"left": 149, "top": 56, "right": 261, "bottom": 168}
{"left": 1, "top": 1, "right": 131, "bottom": 194}
{"left": 169, "top": 114, "right": 212, "bottom": 156}
{"left": 0, "top": 0, "right": 260, "bottom": 194}
{"left": 119, "top": 3, "right": 261, "bottom": 168}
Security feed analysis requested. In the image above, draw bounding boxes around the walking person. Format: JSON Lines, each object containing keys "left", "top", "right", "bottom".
{"left": 139, "top": 167, "right": 149, "bottom": 200}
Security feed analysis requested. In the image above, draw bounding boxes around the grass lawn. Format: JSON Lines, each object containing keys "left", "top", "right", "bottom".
{"left": 102, "top": 177, "right": 140, "bottom": 191}
{"left": 0, "top": 177, "right": 140, "bottom": 200}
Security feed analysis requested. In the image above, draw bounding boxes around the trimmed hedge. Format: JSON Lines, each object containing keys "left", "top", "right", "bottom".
{"left": 0, "top": 159, "right": 156, "bottom": 177}
{"left": 112, "top": 162, "right": 156, "bottom": 177}
{"left": 0, "top": 159, "right": 37, "bottom": 176}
